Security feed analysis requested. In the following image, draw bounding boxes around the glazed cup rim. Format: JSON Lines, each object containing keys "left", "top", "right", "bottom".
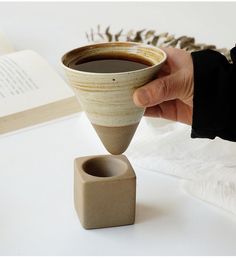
{"left": 61, "top": 41, "right": 167, "bottom": 76}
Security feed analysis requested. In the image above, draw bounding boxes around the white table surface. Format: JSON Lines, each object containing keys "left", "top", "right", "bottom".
{"left": 1, "top": 113, "right": 236, "bottom": 256}
{"left": 0, "top": 2, "right": 236, "bottom": 255}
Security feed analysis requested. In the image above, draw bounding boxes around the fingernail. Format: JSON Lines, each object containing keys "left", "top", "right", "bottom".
{"left": 135, "top": 89, "right": 149, "bottom": 106}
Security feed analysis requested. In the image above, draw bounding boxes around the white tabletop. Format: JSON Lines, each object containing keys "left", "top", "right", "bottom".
{"left": 0, "top": 2, "right": 236, "bottom": 255}
{"left": 0, "top": 114, "right": 236, "bottom": 256}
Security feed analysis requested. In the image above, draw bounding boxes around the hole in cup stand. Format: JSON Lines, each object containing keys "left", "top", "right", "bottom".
{"left": 82, "top": 156, "right": 127, "bottom": 177}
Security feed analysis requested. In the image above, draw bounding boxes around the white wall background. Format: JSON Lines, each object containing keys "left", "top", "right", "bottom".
{"left": 0, "top": 1, "right": 235, "bottom": 73}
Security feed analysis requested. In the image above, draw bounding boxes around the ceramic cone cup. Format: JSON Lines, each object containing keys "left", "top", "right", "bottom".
{"left": 62, "top": 42, "right": 166, "bottom": 154}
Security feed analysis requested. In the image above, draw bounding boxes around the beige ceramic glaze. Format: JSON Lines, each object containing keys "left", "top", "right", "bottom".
{"left": 74, "top": 155, "right": 136, "bottom": 229}
{"left": 62, "top": 42, "right": 166, "bottom": 154}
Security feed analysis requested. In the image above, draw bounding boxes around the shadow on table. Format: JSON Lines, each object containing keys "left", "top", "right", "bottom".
{"left": 135, "top": 202, "right": 167, "bottom": 224}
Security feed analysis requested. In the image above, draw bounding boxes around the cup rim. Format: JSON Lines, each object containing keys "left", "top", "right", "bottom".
{"left": 81, "top": 155, "right": 128, "bottom": 179}
{"left": 61, "top": 41, "right": 167, "bottom": 76}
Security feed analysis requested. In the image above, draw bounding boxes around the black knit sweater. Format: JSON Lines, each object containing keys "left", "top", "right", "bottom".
{"left": 191, "top": 46, "right": 236, "bottom": 141}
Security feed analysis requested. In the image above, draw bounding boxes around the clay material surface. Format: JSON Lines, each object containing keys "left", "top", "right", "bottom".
{"left": 74, "top": 155, "right": 136, "bottom": 229}
{"left": 92, "top": 123, "right": 138, "bottom": 155}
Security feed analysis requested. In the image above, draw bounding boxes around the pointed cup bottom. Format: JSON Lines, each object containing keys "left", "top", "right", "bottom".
{"left": 92, "top": 123, "right": 139, "bottom": 155}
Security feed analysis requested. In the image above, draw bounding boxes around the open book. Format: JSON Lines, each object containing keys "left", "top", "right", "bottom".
{"left": 0, "top": 31, "right": 80, "bottom": 134}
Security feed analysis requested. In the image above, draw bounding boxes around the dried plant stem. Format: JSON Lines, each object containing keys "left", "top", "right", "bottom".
{"left": 86, "top": 25, "right": 231, "bottom": 62}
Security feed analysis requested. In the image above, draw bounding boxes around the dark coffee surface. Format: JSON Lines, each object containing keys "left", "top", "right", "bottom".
{"left": 72, "top": 58, "right": 150, "bottom": 73}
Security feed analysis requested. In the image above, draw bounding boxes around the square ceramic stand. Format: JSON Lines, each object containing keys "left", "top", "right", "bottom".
{"left": 74, "top": 155, "right": 136, "bottom": 229}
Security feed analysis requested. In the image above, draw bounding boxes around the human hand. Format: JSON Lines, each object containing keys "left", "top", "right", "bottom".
{"left": 133, "top": 47, "right": 194, "bottom": 125}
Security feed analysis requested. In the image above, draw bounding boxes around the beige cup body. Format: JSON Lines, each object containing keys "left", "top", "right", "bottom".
{"left": 62, "top": 42, "right": 166, "bottom": 154}
{"left": 64, "top": 68, "right": 161, "bottom": 127}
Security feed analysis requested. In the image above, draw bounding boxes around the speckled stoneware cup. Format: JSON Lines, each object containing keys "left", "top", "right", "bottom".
{"left": 62, "top": 42, "right": 166, "bottom": 154}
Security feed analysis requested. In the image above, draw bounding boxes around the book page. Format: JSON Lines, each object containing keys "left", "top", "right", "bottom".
{"left": 0, "top": 31, "right": 14, "bottom": 55}
{"left": 0, "top": 50, "right": 74, "bottom": 117}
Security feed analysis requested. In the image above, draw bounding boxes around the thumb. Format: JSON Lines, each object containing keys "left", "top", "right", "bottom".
{"left": 133, "top": 72, "right": 184, "bottom": 107}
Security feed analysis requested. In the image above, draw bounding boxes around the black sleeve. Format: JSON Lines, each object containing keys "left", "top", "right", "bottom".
{"left": 191, "top": 47, "right": 236, "bottom": 141}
